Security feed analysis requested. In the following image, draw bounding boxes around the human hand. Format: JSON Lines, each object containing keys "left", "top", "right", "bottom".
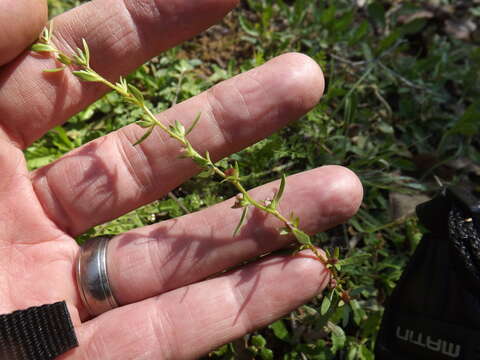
{"left": 0, "top": 0, "right": 363, "bottom": 358}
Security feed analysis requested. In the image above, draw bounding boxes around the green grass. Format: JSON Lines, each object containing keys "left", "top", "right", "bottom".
{"left": 32, "top": 0, "right": 480, "bottom": 358}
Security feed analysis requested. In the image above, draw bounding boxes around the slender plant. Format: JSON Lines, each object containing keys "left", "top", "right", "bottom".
{"left": 31, "top": 22, "right": 350, "bottom": 313}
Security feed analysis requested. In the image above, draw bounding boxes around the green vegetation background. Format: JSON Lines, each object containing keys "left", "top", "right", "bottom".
{"left": 33, "top": 1, "right": 480, "bottom": 358}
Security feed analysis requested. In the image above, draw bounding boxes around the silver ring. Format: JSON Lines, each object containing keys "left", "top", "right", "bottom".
{"left": 76, "top": 236, "right": 119, "bottom": 317}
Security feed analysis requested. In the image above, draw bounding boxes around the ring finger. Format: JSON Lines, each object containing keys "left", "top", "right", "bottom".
{"left": 72, "top": 247, "right": 330, "bottom": 359}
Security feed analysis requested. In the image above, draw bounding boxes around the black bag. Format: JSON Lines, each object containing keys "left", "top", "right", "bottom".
{"left": 375, "top": 187, "right": 480, "bottom": 360}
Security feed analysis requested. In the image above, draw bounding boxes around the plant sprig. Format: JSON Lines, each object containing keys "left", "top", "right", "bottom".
{"left": 32, "top": 23, "right": 349, "bottom": 304}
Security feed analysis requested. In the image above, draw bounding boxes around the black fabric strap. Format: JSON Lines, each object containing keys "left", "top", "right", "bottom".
{"left": 0, "top": 301, "right": 78, "bottom": 360}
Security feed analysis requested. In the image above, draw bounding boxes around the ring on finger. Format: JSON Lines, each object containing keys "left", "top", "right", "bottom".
{"left": 76, "top": 236, "right": 119, "bottom": 317}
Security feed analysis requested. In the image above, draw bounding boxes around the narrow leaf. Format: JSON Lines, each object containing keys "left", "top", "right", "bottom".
{"left": 292, "top": 228, "right": 312, "bottom": 246}
{"left": 190, "top": 153, "right": 209, "bottom": 167}
{"left": 272, "top": 173, "right": 286, "bottom": 208}
{"left": 185, "top": 112, "right": 201, "bottom": 136}
{"left": 205, "top": 151, "right": 212, "bottom": 164}
{"left": 43, "top": 67, "right": 65, "bottom": 73}
{"left": 40, "top": 26, "right": 50, "bottom": 43}
{"left": 115, "top": 78, "right": 128, "bottom": 93}
{"left": 82, "top": 38, "right": 90, "bottom": 66}
{"left": 239, "top": 15, "right": 259, "bottom": 37}
{"left": 320, "top": 294, "right": 331, "bottom": 315}
{"left": 174, "top": 120, "right": 185, "bottom": 136}
{"left": 136, "top": 120, "right": 153, "bottom": 129}
{"left": 121, "top": 77, "right": 128, "bottom": 89}
{"left": 74, "top": 47, "right": 87, "bottom": 65}
{"left": 133, "top": 126, "right": 154, "bottom": 146}
{"left": 291, "top": 215, "right": 300, "bottom": 228}
{"left": 234, "top": 161, "right": 240, "bottom": 179}
{"left": 31, "top": 43, "right": 57, "bottom": 53}
{"left": 72, "top": 70, "right": 101, "bottom": 82}
{"left": 233, "top": 206, "right": 249, "bottom": 237}
{"left": 342, "top": 303, "right": 351, "bottom": 328}
{"left": 57, "top": 53, "right": 72, "bottom": 65}
{"left": 53, "top": 126, "right": 73, "bottom": 149}
{"left": 46, "top": 21, "right": 54, "bottom": 42}
{"left": 128, "top": 84, "right": 144, "bottom": 103}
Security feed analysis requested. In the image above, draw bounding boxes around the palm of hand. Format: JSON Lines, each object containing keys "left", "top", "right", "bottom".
{"left": 0, "top": 144, "right": 79, "bottom": 318}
